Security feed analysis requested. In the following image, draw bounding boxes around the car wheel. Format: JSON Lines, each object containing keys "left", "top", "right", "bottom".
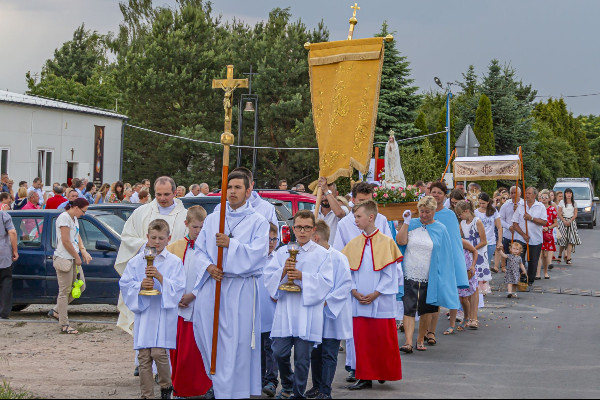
{"left": 11, "top": 304, "right": 29, "bottom": 312}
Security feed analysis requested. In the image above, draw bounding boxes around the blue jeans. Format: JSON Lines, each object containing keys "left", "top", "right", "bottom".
{"left": 311, "top": 338, "right": 340, "bottom": 397}
{"left": 261, "top": 332, "right": 279, "bottom": 387}
{"left": 272, "top": 337, "right": 314, "bottom": 398}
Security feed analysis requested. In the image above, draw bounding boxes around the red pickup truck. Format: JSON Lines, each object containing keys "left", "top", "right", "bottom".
{"left": 256, "top": 190, "right": 316, "bottom": 215}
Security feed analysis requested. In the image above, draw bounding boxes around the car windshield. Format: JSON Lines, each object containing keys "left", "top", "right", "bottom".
{"left": 554, "top": 186, "right": 591, "bottom": 201}
{"left": 94, "top": 214, "right": 125, "bottom": 237}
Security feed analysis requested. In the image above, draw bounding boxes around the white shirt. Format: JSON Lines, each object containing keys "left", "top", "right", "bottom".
{"left": 333, "top": 211, "right": 392, "bottom": 251}
{"left": 475, "top": 209, "right": 500, "bottom": 245}
{"left": 500, "top": 199, "right": 524, "bottom": 240}
{"left": 511, "top": 201, "right": 547, "bottom": 245}
{"left": 558, "top": 200, "right": 575, "bottom": 219}
{"left": 130, "top": 191, "right": 140, "bottom": 203}
{"left": 28, "top": 186, "right": 44, "bottom": 205}
{"left": 403, "top": 227, "right": 434, "bottom": 282}
{"left": 318, "top": 207, "right": 348, "bottom": 246}
{"left": 54, "top": 212, "right": 79, "bottom": 260}
{"left": 119, "top": 249, "right": 186, "bottom": 350}
{"left": 184, "top": 192, "right": 196, "bottom": 198}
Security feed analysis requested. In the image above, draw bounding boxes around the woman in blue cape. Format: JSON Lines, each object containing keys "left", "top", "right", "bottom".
{"left": 397, "top": 196, "right": 461, "bottom": 352}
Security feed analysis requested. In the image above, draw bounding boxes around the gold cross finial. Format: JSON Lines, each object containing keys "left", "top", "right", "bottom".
{"left": 212, "top": 65, "right": 248, "bottom": 142}
{"left": 347, "top": 3, "right": 360, "bottom": 40}
{"left": 351, "top": 3, "right": 360, "bottom": 18}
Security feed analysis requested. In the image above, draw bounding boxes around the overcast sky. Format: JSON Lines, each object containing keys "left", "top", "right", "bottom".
{"left": 1, "top": 0, "right": 598, "bottom": 116}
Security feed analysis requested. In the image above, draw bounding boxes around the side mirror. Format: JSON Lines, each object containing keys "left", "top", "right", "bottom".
{"left": 593, "top": 197, "right": 599, "bottom": 202}
{"left": 96, "top": 240, "right": 117, "bottom": 252}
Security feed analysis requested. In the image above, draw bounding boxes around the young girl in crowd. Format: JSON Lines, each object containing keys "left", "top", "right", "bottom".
{"left": 475, "top": 193, "right": 502, "bottom": 273}
{"left": 498, "top": 242, "right": 527, "bottom": 298}
{"left": 456, "top": 201, "right": 489, "bottom": 329}
{"left": 445, "top": 238, "right": 478, "bottom": 335}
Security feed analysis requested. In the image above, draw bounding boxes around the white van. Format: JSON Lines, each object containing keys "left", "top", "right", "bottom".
{"left": 553, "top": 178, "right": 598, "bottom": 228}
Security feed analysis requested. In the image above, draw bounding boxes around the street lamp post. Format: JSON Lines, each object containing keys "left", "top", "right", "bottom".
{"left": 237, "top": 66, "right": 259, "bottom": 177}
{"left": 434, "top": 77, "right": 453, "bottom": 170}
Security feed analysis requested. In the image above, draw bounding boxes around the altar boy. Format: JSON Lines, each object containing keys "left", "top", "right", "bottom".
{"left": 119, "top": 219, "right": 186, "bottom": 399}
{"left": 166, "top": 206, "right": 213, "bottom": 399}
{"left": 342, "top": 200, "right": 403, "bottom": 391}
{"left": 264, "top": 211, "right": 334, "bottom": 399}
{"left": 305, "top": 220, "right": 353, "bottom": 399}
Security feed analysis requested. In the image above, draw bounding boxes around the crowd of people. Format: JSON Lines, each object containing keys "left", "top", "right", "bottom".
{"left": 0, "top": 170, "right": 585, "bottom": 399}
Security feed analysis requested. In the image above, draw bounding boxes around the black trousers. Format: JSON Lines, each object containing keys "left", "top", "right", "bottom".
{"left": 0, "top": 266, "right": 13, "bottom": 318}
{"left": 516, "top": 241, "right": 542, "bottom": 284}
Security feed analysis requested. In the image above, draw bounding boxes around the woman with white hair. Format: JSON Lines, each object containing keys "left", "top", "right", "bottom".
{"left": 396, "top": 196, "right": 461, "bottom": 352}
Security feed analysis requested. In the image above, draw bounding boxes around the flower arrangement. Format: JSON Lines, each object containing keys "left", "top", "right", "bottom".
{"left": 373, "top": 184, "right": 420, "bottom": 205}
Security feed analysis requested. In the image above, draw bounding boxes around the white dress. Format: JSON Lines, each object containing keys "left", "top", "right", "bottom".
{"left": 460, "top": 217, "right": 491, "bottom": 283}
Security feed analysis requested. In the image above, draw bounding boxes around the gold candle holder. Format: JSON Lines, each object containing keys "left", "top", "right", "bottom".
{"left": 279, "top": 242, "right": 302, "bottom": 292}
{"left": 140, "top": 247, "right": 161, "bottom": 296}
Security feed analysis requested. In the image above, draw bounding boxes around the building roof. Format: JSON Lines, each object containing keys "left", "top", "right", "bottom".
{"left": 0, "top": 90, "right": 128, "bottom": 120}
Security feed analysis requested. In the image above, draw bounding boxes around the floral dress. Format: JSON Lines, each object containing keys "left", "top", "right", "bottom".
{"left": 461, "top": 217, "right": 491, "bottom": 293}
{"left": 542, "top": 206, "right": 557, "bottom": 252}
{"left": 458, "top": 249, "right": 479, "bottom": 297}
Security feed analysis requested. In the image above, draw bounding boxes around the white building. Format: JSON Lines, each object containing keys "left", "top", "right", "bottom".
{"left": 0, "top": 90, "right": 128, "bottom": 191}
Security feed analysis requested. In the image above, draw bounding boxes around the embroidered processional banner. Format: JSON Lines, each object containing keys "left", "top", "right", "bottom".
{"left": 308, "top": 38, "right": 385, "bottom": 183}
{"left": 453, "top": 155, "right": 522, "bottom": 181}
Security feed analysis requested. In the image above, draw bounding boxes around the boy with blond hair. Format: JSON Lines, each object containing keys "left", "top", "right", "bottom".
{"left": 119, "top": 219, "right": 186, "bottom": 399}
{"left": 166, "top": 206, "right": 213, "bottom": 398}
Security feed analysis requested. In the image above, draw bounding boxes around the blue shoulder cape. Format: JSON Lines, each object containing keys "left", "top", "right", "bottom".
{"left": 400, "top": 220, "right": 460, "bottom": 310}
{"left": 434, "top": 208, "right": 469, "bottom": 289}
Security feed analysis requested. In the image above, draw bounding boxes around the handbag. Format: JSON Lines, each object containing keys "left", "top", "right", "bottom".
{"left": 53, "top": 256, "right": 74, "bottom": 273}
{"left": 555, "top": 228, "right": 562, "bottom": 241}
{"left": 71, "top": 265, "right": 84, "bottom": 299}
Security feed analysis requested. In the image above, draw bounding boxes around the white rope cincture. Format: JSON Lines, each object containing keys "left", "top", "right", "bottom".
{"left": 125, "top": 123, "right": 446, "bottom": 151}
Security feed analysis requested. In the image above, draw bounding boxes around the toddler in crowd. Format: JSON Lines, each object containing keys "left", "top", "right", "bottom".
{"left": 498, "top": 242, "right": 527, "bottom": 298}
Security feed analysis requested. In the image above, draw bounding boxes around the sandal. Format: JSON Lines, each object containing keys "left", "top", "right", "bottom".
{"left": 425, "top": 332, "right": 437, "bottom": 345}
{"left": 469, "top": 320, "right": 479, "bottom": 330}
{"left": 60, "top": 325, "right": 78, "bottom": 335}
{"left": 400, "top": 344, "right": 413, "bottom": 354}
{"left": 566, "top": 259, "right": 572, "bottom": 265}
{"left": 456, "top": 322, "right": 466, "bottom": 332}
{"left": 443, "top": 327, "right": 455, "bottom": 335}
{"left": 48, "top": 309, "right": 59, "bottom": 321}
{"left": 415, "top": 342, "right": 427, "bottom": 352}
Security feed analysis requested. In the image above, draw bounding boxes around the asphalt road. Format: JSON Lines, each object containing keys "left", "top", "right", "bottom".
{"left": 326, "top": 225, "right": 600, "bottom": 399}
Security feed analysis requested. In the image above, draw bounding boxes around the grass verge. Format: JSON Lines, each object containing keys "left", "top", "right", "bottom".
{"left": 0, "top": 381, "right": 34, "bottom": 399}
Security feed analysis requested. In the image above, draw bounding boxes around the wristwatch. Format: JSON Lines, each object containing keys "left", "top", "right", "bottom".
{"left": 325, "top": 190, "right": 333, "bottom": 197}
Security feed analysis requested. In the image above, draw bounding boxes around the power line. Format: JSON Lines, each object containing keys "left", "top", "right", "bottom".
{"left": 126, "top": 123, "right": 446, "bottom": 150}
{"left": 535, "top": 92, "right": 600, "bottom": 99}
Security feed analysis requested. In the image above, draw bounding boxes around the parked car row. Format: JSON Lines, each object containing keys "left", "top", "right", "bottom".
{"left": 9, "top": 190, "right": 315, "bottom": 311}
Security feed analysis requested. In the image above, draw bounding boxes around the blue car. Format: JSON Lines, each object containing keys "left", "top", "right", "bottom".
{"left": 8, "top": 210, "right": 123, "bottom": 311}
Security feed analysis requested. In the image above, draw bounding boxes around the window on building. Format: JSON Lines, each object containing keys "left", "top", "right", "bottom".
{"left": 37, "top": 150, "right": 53, "bottom": 184}
{"left": 0, "top": 148, "right": 8, "bottom": 175}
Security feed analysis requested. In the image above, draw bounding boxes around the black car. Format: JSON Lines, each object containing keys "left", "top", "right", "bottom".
{"left": 8, "top": 210, "right": 122, "bottom": 310}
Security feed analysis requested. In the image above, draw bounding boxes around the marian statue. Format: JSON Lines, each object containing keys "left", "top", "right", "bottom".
{"left": 383, "top": 133, "right": 407, "bottom": 189}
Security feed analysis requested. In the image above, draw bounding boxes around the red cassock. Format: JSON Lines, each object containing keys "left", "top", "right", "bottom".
{"left": 353, "top": 317, "right": 402, "bottom": 381}
{"left": 170, "top": 317, "right": 213, "bottom": 397}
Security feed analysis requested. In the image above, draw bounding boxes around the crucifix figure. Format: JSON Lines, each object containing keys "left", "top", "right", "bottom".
{"left": 347, "top": 2, "right": 360, "bottom": 40}
{"left": 209, "top": 65, "right": 248, "bottom": 376}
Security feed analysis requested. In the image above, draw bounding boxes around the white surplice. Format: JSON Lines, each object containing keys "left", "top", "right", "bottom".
{"left": 350, "top": 239, "right": 399, "bottom": 320}
{"left": 191, "top": 201, "right": 269, "bottom": 399}
{"left": 115, "top": 198, "right": 188, "bottom": 334}
{"left": 332, "top": 211, "right": 392, "bottom": 369}
{"left": 264, "top": 240, "right": 333, "bottom": 343}
{"left": 322, "top": 247, "right": 353, "bottom": 341}
{"left": 178, "top": 245, "right": 200, "bottom": 322}
{"left": 259, "top": 252, "right": 277, "bottom": 333}
{"left": 119, "top": 249, "right": 186, "bottom": 350}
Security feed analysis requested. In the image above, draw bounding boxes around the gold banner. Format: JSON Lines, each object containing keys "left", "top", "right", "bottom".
{"left": 453, "top": 157, "right": 521, "bottom": 181}
{"left": 308, "top": 38, "right": 385, "bottom": 182}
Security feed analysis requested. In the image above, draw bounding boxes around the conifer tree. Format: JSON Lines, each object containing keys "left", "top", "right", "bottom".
{"left": 374, "top": 22, "right": 421, "bottom": 145}
{"left": 473, "top": 94, "right": 496, "bottom": 193}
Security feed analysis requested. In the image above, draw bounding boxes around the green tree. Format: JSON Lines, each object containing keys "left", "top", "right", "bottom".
{"left": 400, "top": 139, "right": 441, "bottom": 184}
{"left": 414, "top": 112, "right": 428, "bottom": 136}
{"left": 473, "top": 94, "right": 496, "bottom": 194}
{"left": 374, "top": 22, "right": 421, "bottom": 146}
{"left": 44, "top": 23, "right": 108, "bottom": 85}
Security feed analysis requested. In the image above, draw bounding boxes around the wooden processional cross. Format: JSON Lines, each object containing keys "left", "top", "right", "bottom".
{"left": 210, "top": 65, "right": 248, "bottom": 375}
